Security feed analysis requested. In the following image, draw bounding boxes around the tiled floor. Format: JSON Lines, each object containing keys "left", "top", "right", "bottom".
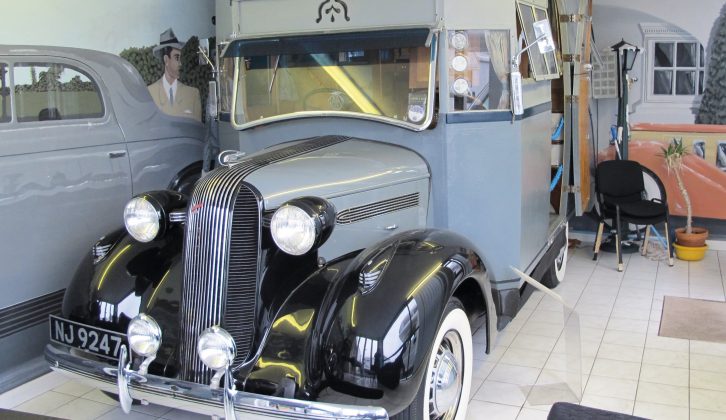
{"left": 2, "top": 242, "right": 726, "bottom": 420}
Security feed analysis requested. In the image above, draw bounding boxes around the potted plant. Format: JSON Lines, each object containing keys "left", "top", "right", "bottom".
{"left": 660, "top": 139, "right": 709, "bottom": 260}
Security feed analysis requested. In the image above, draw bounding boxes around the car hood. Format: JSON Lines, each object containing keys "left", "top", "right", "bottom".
{"left": 244, "top": 138, "right": 430, "bottom": 209}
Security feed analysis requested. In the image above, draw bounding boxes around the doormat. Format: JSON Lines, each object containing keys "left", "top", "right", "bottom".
{"left": 659, "top": 296, "right": 726, "bottom": 343}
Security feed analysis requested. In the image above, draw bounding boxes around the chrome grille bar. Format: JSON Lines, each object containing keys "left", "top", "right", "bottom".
{"left": 179, "top": 136, "right": 349, "bottom": 384}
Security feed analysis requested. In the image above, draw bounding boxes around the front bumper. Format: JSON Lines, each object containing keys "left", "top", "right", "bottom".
{"left": 45, "top": 344, "right": 388, "bottom": 419}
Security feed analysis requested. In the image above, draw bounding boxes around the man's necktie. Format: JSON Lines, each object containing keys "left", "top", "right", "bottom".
{"left": 169, "top": 87, "right": 174, "bottom": 104}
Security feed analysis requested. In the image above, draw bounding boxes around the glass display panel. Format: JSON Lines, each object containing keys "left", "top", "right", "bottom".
{"left": 13, "top": 63, "right": 103, "bottom": 122}
{"left": 447, "top": 30, "right": 510, "bottom": 111}
{"left": 516, "top": 2, "right": 559, "bottom": 80}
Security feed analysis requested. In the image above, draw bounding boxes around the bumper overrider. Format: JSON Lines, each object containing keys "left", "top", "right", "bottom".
{"left": 45, "top": 344, "right": 388, "bottom": 420}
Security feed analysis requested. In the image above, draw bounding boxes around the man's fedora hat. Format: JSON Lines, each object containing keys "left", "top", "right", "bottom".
{"left": 153, "top": 28, "right": 185, "bottom": 59}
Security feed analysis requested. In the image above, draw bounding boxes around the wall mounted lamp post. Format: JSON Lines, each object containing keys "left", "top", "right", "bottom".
{"left": 611, "top": 39, "right": 641, "bottom": 160}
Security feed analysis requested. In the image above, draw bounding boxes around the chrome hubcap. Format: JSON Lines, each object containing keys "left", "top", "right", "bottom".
{"left": 429, "top": 331, "right": 463, "bottom": 419}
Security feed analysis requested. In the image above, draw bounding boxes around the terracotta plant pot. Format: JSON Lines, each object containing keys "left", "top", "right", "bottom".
{"left": 675, "top": 227, "right": 709, "bottom": 247}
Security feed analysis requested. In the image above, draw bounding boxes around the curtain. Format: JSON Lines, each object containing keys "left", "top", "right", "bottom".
{"left": 484, "top": 30, "right": 511, "bottom": 109}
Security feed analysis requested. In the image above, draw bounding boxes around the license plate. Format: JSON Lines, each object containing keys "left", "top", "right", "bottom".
{"left": 49, "top": 315, "right": 126, "bottom": 359}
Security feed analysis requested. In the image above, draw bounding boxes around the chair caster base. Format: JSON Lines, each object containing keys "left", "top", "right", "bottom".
{"left": 617, "top": 263, "right": 624, "bottom": 272}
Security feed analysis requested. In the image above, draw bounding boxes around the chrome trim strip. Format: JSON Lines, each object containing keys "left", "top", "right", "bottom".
{"left": 336, "top": 193, "right": 420, "bottom": 224}
{"left": 169, "top": 211, "right": 187, "bottom": 223}
{"left": 46, "top": 345, "right": 388, "bottom": 420}
{"left": 230, "top": 35, "right": 438, "bottom": 132}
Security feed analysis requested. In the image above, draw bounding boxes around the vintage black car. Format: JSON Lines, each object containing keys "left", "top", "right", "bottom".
{"left": 44, "top": 0, "right": 587, "bottom": 418}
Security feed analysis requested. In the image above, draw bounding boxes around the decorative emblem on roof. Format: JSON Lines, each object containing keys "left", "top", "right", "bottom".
{"left": 316, "top": 0, "right": 350, "bottom": 23}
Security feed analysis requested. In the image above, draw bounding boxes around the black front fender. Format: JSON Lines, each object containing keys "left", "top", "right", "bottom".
{"left": 252, "top": 229, "right": 488, "bottom": 415}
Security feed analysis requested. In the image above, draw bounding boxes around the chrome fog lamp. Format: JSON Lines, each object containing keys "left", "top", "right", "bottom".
{"left": 127, "top": 314, "right": 162, "bottom": 375}
{"left": 270, "top": 197, "right": 335, "bottom": 256}
{"left": 198, "top": 326, "right": 236, "bottom": 371}
{"left": 124, "top": 196, "right": 162, "bottom": 243}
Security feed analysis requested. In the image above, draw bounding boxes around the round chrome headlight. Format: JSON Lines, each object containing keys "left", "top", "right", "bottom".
{"left": 124, "top": 197, "right": 161, "bottom": 243}
{"left": 197, "top": 326, "right": 236, "bottom": 370}
{"left": 270, "top": 197, "right": 335, "bottom": 256}
{"left": 127, "top": 314, "right": 161, "bottom": 357}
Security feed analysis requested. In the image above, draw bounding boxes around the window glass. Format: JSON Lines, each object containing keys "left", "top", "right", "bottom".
{"left": 447, "top": 30, "right": 510, "bottom": 111}
{"left": 654, "top": 70, "right": 673, "bottom": 95}
{"left": 13, "top": 63, "right": 103, "bottom": 122}
{"left": 676, "top": 70, "right": 695, "bottom": 95}
{"left": 654, "top": 43, "right": 673, "bottom": 67}
{"left": 676, "top": 43, "right": 696, "bottom": 67}
{"left": 649, "top": 39, "right": 705, "bottom": 99}
{"left": 0, "top": 63, "right": 9, "bottom": 123}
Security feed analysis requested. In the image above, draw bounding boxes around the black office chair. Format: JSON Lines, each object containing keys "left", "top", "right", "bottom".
{"left": 593, "top": 160, "right": 674, "bottom": 271}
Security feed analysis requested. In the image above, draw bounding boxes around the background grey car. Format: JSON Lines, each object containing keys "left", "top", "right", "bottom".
{"left": 0, "top": 45, "right": 204, "bottom": 390}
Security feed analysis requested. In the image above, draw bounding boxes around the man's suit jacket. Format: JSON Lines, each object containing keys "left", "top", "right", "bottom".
{"left": 148, "top": 77, "right": 202, "bottom": 122}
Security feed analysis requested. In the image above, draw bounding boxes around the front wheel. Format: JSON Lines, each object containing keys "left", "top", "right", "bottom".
{"left": 393, "top": 298, "right": 473, "bottom": 420}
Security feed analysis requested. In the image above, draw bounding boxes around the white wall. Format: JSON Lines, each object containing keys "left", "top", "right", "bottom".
{"left": 1, "top": 0, "right": 215, "bottom": 54}
{"left": 591, "top": 0, "right": 726, "bottom": 149}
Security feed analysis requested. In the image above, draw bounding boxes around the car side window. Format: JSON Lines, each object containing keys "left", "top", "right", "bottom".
{"left": 0, "top": 63, "right": 9, "bottom": 123}
{"left": 13, "top": 62, "right": 104, "bottom": 122}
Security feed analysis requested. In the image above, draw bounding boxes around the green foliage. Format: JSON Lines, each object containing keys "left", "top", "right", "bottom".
{"left": 659, "top": 137, "right": 688, "bottom": 173}
{"left": 119, "top": 46, "right": 163, "bottom": 85}
{"left": 697, "top": 12, "right": 726, "bottom": 123}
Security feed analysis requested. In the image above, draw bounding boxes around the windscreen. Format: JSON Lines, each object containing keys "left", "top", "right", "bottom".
{"left": 229, "top": 30, "right": 436, "bottom": 130}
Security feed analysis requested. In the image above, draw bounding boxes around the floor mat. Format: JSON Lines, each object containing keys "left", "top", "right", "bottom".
{"left": 659, "top": 296, "right": 726, "bottom": 343}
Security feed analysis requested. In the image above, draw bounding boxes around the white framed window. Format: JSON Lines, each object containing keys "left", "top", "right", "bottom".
{"left": 641, "top": 23, "right": 705, "bottom": 104}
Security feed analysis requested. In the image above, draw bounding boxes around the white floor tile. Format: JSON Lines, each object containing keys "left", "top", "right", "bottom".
{"left": 691, "top": 353, "right": 726, "bottom": 373}
{"left": 472, "top": 360, "right": 496, "bottom": 380}
{"left": 691, "top": 408, "right": 726, "bottom": 420}
{"left": 691, "top": 388, "right": 726, "bottom": 413}
{"left": 691, "top": 369, "right": 726, "bottom": 392}
{"left": 597, "top": 343, "right": 644, "bottom": 363}
{"left": 580, "top": 394, "right": 634, "bottom": 415}
{"left": 465, "top": 400, "right": 520, "bottom": 420}
{"left": 96, "top": 407, "right": 157, "bottom": 420}
{"left": 12, "top": 391, "right": 76, "bottom": 415}
{"left": 639, "top": 364, "right": 689, "bottom": 387}
{"left": 0, "top": 372, "right": 69, "bottom": 409}
{"left": 635, "top": 382, "right": 689, "bottom": 407}
{"left": 642, "top": 347, "right": 689, "bottom": 368}
{"left": 47, "top": 397, "right": 115, "bottom": 420}
{"left": 500, "top": 347, "right": 551, "bottom": 369}
{"left": 591, "top": 358, "right": 641, "bottom": 381}
{"left": 160, "top": 408, "right": 213, "bottom": 420}
{"left": 473, "top": 380, "right": 531, "bottom": 406}
{"left": 53, "top": 380, "right": 95, "bottom": 397}
{"left": 584, "top": 375, "right": 638, "bottom": 400}
{"left": 487, "top": 364, "right": 542, "bottom": 386}
{"left": 517, "top": 407, "right": 550, "bottom": 420}
{"left": 691, "top": 339, "right": 726, "bottom": 357}
{"left": 633, "top": 401, "right": 689, "bottom": 420}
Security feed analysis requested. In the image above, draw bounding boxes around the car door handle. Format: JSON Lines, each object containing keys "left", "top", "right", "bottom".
{"left": 108, "top": 151, "right": 127, "bottom": 159}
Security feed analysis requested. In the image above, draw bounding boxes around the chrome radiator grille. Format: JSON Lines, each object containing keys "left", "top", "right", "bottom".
{"left": 179, "top": 135, "right": 348, "bottom": 384}
{"left": 225, "top": 186, "right": 260, "bottom": 366}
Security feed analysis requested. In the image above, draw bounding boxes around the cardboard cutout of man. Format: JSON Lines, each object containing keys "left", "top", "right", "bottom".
{"left": 148, "top": 28, "right": 201, "bottom": 122}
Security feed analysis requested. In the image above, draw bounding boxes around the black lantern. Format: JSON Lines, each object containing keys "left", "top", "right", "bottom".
{"left": 611, "top": 39, "right": 641, "bottom": 160}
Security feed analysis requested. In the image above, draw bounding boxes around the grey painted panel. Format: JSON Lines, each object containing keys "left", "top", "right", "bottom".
{"left": 127, "top": 138, "right": 204, "bottom": 195}
{"left": 443, "top": 121, "right": 523, "bottom": 285}
{"left": 519, "top": 111, "right": 551, "bottom": 270}
{"left": 0, "top": 323, "right": 50, "bottom": 382}
{"left": 0, "top": 143, "right": 132, "bottom": 308}
{"left": 238, "top": 0, "right": 438, "bottom": 39}
{"left": 246, "top": 139, "right": 430, "bottom": 209}
{"left": 319, "top": 180, "right": 429, "bottom": 260}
